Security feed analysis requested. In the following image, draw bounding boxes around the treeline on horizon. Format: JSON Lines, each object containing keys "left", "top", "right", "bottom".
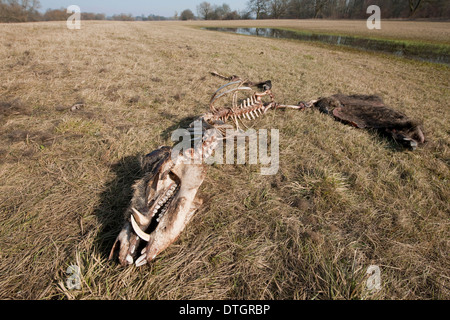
{"left": 1, "top": 0, "right": 449, "bottom": 23}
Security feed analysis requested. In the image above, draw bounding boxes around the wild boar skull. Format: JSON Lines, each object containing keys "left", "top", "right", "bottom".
{"left": 109, "top": 132, "right": 216, "bottom": 267}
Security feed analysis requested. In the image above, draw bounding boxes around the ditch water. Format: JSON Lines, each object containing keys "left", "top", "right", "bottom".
{"left": 203, "top": 27, "right": 449, "bottom": 65}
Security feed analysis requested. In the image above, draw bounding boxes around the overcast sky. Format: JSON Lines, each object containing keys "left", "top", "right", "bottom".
{"left": 38, "top": 0, "right": 248, "bottom": 17}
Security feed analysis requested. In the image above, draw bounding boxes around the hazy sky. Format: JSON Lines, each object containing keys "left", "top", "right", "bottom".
{"left": 38, "top": 0, "right": 248, "bottom": 17}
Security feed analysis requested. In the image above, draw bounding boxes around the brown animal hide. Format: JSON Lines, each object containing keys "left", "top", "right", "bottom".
{"left": 313, "top": 94, "right": 425, "bottom": 150}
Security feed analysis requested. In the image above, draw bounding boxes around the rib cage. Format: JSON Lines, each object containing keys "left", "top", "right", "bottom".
{"left": 200, "top": 73, "right": 304, "bottom": 135}
{"left": 212, "top": 92, "right": 271, "bottom": 123}
{"left": 175, "top": 73, "right": 308, "bottom": 162}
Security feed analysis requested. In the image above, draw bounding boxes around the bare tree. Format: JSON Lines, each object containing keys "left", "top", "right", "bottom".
{"left": 223, "top": 10, "right": 241, "bottom": 20}
{"left": 246, "top": 0, "right": 270, "bottom": 19}
{"left": 408, "top": 0, "right": 424, "bottom": 17}
{"left": 214, "top": 3, "right": 231, "bottom": 19}
{"left": 0, "top": 0, "right": 41, "bottom": 22}
{"left": 197, "top": 1, "right": 214, "bottom": 20}
{"left": 43, "top": 8, "right": 67, "bottom": 21}
{"left": 286, "top": 0, "right": 304, "bottom": 18}
{"left": 239, "top": 9, "right": 252, "bottom": 19}
{"left": 270, "top": 0, "right": 289, "bottom": 18}
{"left": 312, "top": 0, "right": 327, "bottom": 18}
{"left": 10, "top": 0, "right": 40, "bottom": 11}
{"left": 111, "top": 13, "right": 135, "bottom": 21}
{"left": 180, "top": 9, "right": 195, "bottom": 20}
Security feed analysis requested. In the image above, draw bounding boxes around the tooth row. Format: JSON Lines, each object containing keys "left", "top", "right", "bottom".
{"left": 152, "top": 184, "right": 178, "bottom": 215}
{"left": 155, "top": 184, "right": 179, "bottom": 222}
{"left": 156, "top": 200, "right": 169, "bottom": 222}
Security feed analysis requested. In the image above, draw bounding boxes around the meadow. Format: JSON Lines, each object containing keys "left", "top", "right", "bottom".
{"left": 0, "top": 19, "right": 448, "bottom": 299}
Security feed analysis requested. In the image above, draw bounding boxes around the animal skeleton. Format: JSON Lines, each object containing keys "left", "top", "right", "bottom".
{"left": 109, "top": 73, "right": 425, "bottom": 267}
{"left": 203, "top": 71, "right": 305, "bottom": 134}
{"left": 109, "top": 73, "right": 303, "bottom": 267}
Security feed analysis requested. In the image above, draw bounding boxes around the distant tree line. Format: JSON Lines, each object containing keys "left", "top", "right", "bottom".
{"left": 41, "top": 8, "right": 106, "bottom": 21}
{"left": 185, "top": 0, "right": 449, "bottom": 20}
{"left": 244, "top": 0, "right": 450, "bottom": 19}
{"left": 189, "top": 2, "right": 249, "bottom": 20}
{"left": 0, "top": 0, "right": 41, "bottom": 22}
{"left": 0, "top": 0, "right": 170, "bottom": 22}
{"left": 1, "top": 0, "right": 448, "bottom": 23}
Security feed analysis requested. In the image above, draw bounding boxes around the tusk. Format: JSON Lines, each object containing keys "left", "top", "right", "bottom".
{"left": 131, "top": 207, "right": 151, "bottom": 225}
{"left": 131, "top": 214, "right": 151, "bottom": 242}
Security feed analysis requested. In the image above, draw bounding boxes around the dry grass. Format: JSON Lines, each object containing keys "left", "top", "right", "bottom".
{"left": 0, "top": 20, "right": 448, "bottom": 300}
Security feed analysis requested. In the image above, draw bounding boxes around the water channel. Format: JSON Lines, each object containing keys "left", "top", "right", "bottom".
{"left": 203, "top": 27, "right": 449, "bottom": 65}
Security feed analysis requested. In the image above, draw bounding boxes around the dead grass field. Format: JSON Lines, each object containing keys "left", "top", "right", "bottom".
{"left": 0, "top": 20, "right": 449, "bottom": 300}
